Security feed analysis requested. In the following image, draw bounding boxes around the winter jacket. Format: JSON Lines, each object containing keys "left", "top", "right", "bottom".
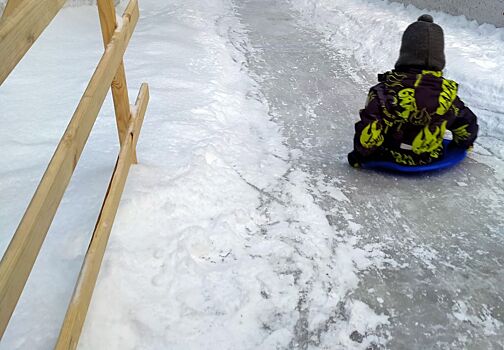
{"left": 349, "top": 69, "right": 478, "bottom": 167}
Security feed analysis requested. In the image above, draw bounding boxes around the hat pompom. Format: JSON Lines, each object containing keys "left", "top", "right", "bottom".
{"left": 418, "top": 14, "right": 434, "bottom": 23}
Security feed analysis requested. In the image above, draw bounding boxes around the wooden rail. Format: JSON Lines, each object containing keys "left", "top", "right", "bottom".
{"left": 56, "top": 83, "right": 149, "bottom": 349}
{"left": 0, "top": 0, "right": 67, "bottom": 85}
{"left": 1, "top": 0, "right": 24, "bottom": 18}
{"left": 0, "top": 0, "right": 149, "bottom": 347}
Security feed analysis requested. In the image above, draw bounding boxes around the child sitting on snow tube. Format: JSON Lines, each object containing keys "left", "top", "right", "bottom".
{"left": 348, "top": 14, "right": 478, "bottom": 168}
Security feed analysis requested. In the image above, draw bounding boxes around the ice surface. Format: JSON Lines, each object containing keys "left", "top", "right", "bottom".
{"left": 288, "top": 0, "right": 504, "bottom": 178}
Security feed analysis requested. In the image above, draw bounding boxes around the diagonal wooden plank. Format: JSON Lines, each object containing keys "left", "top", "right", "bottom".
{"left": 0, "top": 0, "right": 139, "bottom": 340}
{"left": 1, "top": 0, "right": 24, "bottom": 18}
{"left": 55, "top": 83, "right": 149, "bottom": 350}
{"left": 0, "top": 0, "right": 67, "bottom": 85}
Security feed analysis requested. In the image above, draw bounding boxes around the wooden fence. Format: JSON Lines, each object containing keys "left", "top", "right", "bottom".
{"left": 0, "top": 0, "right": 149, "bottom": 348}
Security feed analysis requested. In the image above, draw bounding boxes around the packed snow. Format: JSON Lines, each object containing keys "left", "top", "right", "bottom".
{"left": 0, "top": 0, "right": 503, "bottom": 349}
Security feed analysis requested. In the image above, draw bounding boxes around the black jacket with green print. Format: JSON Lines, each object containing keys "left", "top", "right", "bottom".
{"left": 349, "top": 68, "right": 478, "bottom": 167}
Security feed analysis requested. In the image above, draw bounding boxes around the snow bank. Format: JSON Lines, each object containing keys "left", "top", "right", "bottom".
{"left": 390, "top": 0, "right": 504, "bottom": 28}
{"left": 288, "top": 0, "right": 504, "bottom": 166}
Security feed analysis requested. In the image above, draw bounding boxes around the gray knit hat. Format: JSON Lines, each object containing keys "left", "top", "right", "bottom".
{"left": 395, "top": 14, "right": 445, "bottom": 71}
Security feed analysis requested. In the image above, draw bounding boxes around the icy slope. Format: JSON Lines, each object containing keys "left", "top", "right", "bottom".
{"left": 288, "top": 0, "right": 504, "bottom": 169}
{"left": 237, "top": 0, "right": 503, "bottom": 348}
{"left": 1, "top": 0, "right": 503, "bottom": 349}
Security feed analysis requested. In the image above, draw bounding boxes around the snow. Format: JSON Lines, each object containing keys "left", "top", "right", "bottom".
{"left": 452, "top": 300, "right": 503, "bottom": 336}
{"left": 0, "top": 0, "right": 387, "bottom": 349}
{"left": 0, "top": 0, "right": 503, "bottom": 348}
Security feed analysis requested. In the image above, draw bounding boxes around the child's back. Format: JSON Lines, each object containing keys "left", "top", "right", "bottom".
{"left": 348, "top": 15, "right": 478, "bottom": 167}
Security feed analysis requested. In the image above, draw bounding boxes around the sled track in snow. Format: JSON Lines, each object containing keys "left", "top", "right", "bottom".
{"left": 232, "top": 0, "right": 504, "bottom": 348}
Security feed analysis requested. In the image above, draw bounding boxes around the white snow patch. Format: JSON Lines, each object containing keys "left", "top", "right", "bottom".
{"left": 318, "top": 300, "right": 389, "bottom": 349}
{"left": 347, "top": 221, "right": 363, "bottom": 233}
{"left": 452, "top": 301, "right": 503, "bottom": 336}
{"left": 317, "top": 177, "right": 350, "bottom": 202}
{"left": 411, "top": 246, "right": 438, "bottom": 271}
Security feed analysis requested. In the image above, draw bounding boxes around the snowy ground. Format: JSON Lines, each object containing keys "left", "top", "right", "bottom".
{"left": 0, "top": 0, "right": 503, "bottom": 349}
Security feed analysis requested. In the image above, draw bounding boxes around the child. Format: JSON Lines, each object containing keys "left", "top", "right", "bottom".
{"left": 348, "top": 15, "right": 478, "bottom": 168}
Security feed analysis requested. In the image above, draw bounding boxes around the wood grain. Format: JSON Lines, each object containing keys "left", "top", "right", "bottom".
{"left": 0, "top": 1, "right": 139, "bottom": 340}
{"left": 0, "top": 0, "right": 67, "bottom": 85}
{"left": 97, "top": 0, "right": 137, "bottom": 162}
{"left": 2, "top": 0, "right": 24, "bottom": 18}
{"left": 55, "top": 83, "right": 149, "bottom": 350}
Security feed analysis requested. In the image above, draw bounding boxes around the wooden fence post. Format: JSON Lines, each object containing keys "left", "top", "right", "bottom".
{"left": 97, "top": 0, "right": 138, "bottom": 163}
